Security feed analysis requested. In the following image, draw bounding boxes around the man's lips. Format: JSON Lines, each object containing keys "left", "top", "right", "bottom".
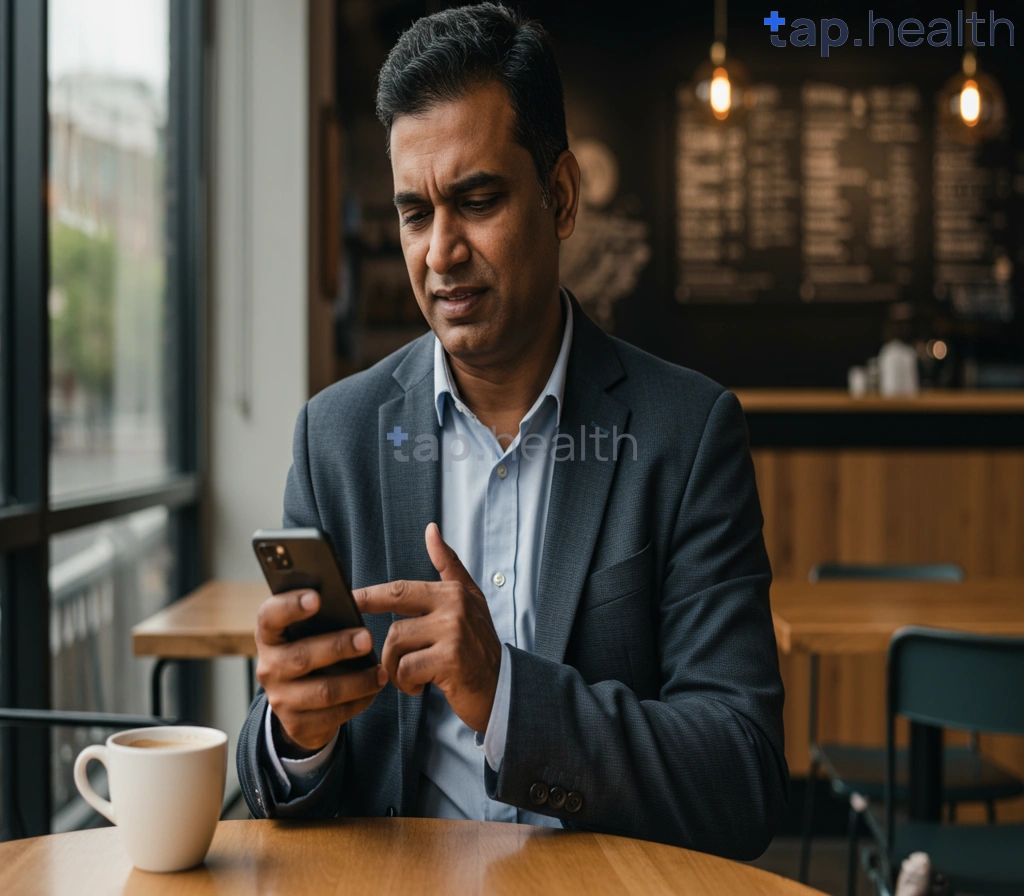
{"left": 433, "top": 288, "right": 487, "bottom": 320}
{"left": 433, "top": 287, "right": 487, "bottom": 300}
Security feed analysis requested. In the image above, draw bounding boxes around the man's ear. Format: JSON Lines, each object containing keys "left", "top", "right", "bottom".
{"left": 549, "top": 150, "right": 580, "bottom": 241}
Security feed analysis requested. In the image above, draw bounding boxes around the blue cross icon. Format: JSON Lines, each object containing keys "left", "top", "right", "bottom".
{"left": 763, "top": 10, "right": 786, "bottom": 32}
{"left": 386, "top": 425, "right": 409, "bottom": 447}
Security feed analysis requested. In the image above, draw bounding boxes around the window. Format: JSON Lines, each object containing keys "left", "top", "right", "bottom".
{"left": 50, "top": 508, "right": 171, "bottom": 828}
{"left": 0, "top": 0, "right": 205, "bottom": 840}
{"left": 49, "top": 0, "right": 172, "bottom": 498}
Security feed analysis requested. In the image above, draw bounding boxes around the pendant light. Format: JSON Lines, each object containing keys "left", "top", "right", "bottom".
{"left": 689, "top": 0, "right": 750, "bottom": 122}
{"left": 938, "top": 0, "right": 1006, "bottom": 143}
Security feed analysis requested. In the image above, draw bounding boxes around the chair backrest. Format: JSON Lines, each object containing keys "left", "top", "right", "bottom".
{"left": 887, "top": 627, "right": 1024, "bottom": 735}
{"left": 884, "top": 626, "right": 1024, "bottom": 851}
{"left": 809, "top": 563, "right": 964, "bottom": 583}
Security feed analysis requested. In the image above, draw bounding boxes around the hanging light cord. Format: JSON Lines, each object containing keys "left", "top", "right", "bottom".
{"left": 714, "top": 0, "right": 727, "bottom": 44}
{"left": 710, "top": 0, "right": 728, "bottom": 64}
{"left": 963, "top": 0, "right": 976, "bottom": 73}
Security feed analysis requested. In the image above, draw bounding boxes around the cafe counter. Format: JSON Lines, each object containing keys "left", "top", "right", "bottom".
{"left": 734, "top": 389, "right": 1024, "bottom": 822}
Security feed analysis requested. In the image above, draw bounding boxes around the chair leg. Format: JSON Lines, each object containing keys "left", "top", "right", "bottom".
{"left": 986, "top": 800, "right": 996, "bottom": 824}
{"left": 799, "top": 759, "right": 819, "bottom": 884}
{"left": 846, "top": 803, "right": 861, "bottom": 896}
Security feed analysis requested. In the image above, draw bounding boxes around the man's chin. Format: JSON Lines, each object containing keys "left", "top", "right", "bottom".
{"left": 434, "top": 323, "right": 497, "bottom": 364}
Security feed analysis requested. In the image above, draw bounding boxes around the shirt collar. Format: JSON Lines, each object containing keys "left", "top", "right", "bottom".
{"left": 434, "top": 287, "right": 574, "bottom": 428}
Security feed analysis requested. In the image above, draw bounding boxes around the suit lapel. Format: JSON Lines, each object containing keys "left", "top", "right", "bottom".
{"left": 534, "top": 295, "right": 629, "bottom": 663}
{"left": 378, "top": 336, "right": 439, "bottom": 812}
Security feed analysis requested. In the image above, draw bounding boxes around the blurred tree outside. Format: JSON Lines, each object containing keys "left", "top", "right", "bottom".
{"left": 50, "top": 221, "right": 166, "bottom": 446}
{"left": 50, "top": 222, "right": 115, "bottom": 440}
{"left": 51, "top": 222, "right": 115, "bottom": 392}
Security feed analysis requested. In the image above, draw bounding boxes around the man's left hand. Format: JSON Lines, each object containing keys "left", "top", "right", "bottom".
{"left": 353, "top": 523, "right": 502, "bottom": 733}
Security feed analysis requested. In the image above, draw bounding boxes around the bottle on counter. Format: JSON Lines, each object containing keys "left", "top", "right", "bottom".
{"left": 879, "top": 339, "right": 919, "bottom": 397}
{"left": 848, "top": 366, "right": 868, "bottom": 398}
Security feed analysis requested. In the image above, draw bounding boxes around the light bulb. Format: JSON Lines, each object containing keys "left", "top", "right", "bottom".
{"left": 688, "top": 48, "right": 750, "bottom": 124}
{"left": 939, "top": 54, "right": 1005, "bottom": 144}
{"left": 709, "top": 67, "right": 731, "bottom": 120}
{"left": 959, "top": 80, "right": 980, "bottom": 126}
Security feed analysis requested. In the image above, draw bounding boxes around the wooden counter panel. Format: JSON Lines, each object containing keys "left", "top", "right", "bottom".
{"left": 754, "top": 449, "right": 1024, "bottom": 821}
{"left": 735, "top": 389, "right": 1024, "bottom": 414}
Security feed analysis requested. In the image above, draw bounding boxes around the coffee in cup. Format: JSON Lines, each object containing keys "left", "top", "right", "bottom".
{"left": 74, "top": 726, "right": 227, "bottom": 872}
{"left": 123, "top": 738, "right": 193, "bottom": 750}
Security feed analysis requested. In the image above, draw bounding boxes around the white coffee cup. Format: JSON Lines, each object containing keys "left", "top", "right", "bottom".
{"left": 73, "top": 726, "right": 227, "bottom": 872}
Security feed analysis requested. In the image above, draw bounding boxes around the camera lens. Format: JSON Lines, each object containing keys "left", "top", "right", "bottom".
{"left": 259, "top": 543, "right": 292, "bottom": 570}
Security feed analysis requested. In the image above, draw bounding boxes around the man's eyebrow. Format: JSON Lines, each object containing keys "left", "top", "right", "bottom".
{"left": 393, "top": 171, "right": 507, "bottom": 208}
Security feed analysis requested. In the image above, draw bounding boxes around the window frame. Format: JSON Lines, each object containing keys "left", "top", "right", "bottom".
{"left": 0, "top": 0, "right": 207, "bottom": 839}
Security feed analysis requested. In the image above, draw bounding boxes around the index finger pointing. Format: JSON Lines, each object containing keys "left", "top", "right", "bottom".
{"left": 256, "top": 590, "right": 319, "bottom": 646}
{"left": 352, "top": 579, "right": 439, "bottom": 617}
{"left": 425, "top": 522, "right": 472, "bottom": 584}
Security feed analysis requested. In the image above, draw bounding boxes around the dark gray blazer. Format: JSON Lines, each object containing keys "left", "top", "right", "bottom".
{"left": 237, "top": 292, "right": 788, "bottom": 859}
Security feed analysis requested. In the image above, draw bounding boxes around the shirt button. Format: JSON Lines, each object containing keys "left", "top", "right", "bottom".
{"left": 496, "top": 464, "right": 508, "bottom": 479}
{"left": 492, "top": 572, "right": 505, "bottom": 587}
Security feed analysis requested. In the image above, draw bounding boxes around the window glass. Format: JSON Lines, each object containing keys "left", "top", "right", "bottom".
{"left": 48, "top": 0, "right": 172, "bottom": 498}
{"left": 49, "top": 507, "right": 171, "bottom": 828}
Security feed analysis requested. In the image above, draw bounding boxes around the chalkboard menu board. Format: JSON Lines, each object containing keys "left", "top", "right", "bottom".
{"left": 933, "top": 105, "right": 1016, "bottom": 321}
{"left": 676, "top": 79, "right": 1017, "bottom": 318}
{"left": 676, "top": 84, "right": 801, "bottom": 302}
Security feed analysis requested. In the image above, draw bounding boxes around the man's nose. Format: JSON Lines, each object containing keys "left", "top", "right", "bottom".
{"left": 425, "top": 208, "right": 470, "bottom": 275}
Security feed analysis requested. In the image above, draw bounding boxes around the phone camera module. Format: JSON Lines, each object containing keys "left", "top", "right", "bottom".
{"left": 259, "top": 542, "right": 293, "bottom": 571}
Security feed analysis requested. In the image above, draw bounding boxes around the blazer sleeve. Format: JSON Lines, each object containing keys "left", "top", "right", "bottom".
{"left": 484, "top": 390, "right": 789, "bottom": 859}
{"left": 236, "top": 402, "right": 349, "bottom": 818}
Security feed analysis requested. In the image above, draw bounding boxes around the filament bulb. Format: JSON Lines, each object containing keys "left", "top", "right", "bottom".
{"left": 710, "top": 68, "right": 731, "bottom": 120}
{"left": 960, "top": 80, "right": 981, "bottom": 126}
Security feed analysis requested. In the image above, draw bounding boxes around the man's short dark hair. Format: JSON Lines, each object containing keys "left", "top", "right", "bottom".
{"left": 376, "top": 2, "right": 568, "bottom": 206}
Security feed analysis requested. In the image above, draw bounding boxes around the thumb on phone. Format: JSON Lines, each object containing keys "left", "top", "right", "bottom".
{"left": 256, "top": 589, "right": 320, "bottom": 646}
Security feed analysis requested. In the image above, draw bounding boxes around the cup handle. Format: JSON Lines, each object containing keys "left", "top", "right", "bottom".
{"left": 74, "top": 745, "right": 117, "bottom": 824}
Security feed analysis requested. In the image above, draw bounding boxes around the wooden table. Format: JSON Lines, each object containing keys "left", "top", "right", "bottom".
{"left": 771, "top": 578, "right": 1024, "bottom": 656}
{"left": 0, "top": 818, "right": 826, "bottom": 896}
{"left": 132, "top": 580, "right": 269, "bottom": 714}
{"left": 771, "top": 577, "right": 1024, "bottom": 822}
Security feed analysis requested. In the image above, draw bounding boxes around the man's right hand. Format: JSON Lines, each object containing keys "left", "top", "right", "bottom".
{"left": 255, "top": 589, "right": 388, "bottom": 757}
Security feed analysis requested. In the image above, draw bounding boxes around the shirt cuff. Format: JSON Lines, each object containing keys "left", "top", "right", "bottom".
{"left": 263, "top": 706, "right": 339, "bottom": 799}
{"left": 475, "top": 642, "right": 511, "bottom": 772}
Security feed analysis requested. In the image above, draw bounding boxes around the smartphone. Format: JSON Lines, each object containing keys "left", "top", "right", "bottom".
{"left": 251, "top": 527, "right": 376, "bottom": 672}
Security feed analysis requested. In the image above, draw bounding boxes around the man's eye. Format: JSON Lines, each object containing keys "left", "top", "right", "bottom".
{"left": 402, "top": 211, "right": 430, "bottom": 227}
{"left": 463, "top": 198, "right": 497, "bottom": 213}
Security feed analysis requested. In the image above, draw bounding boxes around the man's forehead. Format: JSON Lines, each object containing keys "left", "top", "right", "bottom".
{"left": 391, "top": 80, "right": 514, "bottom": 140}
{"left": 389, "top": 83, "right": 521, "bottom": 185}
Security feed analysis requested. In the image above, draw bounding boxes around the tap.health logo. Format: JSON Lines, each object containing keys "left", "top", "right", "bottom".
{"left": 763, "top": 9, "right": 1014, "bottom": 57}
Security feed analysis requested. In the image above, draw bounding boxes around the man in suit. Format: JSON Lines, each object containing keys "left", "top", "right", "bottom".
{"left": 238, "top": 3, "right": 788, "bottom": 858}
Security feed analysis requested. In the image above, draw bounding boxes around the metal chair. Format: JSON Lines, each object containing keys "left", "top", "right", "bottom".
{"left": 862, "top": 627, "right": 1024, "bottom": 895}
{"left": 798, "top": 564, "right": 1024, "bottom": 896}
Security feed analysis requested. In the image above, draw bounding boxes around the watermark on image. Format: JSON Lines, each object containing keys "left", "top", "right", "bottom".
{"left": 386, "top": 424, "right": 637, "bottom": 470}
{"left": 763, "top": 9, "right": 1015, "bottom": 57}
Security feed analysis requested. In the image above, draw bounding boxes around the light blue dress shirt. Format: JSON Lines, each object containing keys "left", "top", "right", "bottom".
{"left": 266, "top": 292, "right": 572, "bottom": 828}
